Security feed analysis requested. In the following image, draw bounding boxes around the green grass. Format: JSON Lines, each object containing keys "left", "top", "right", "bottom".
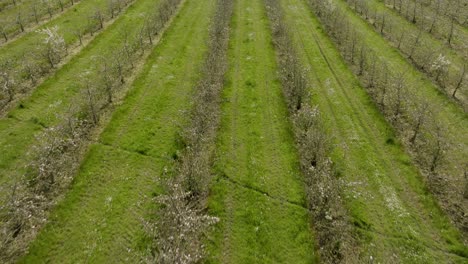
{"left": 282, "top": 0, "right": 467, "bottom": 262}
{"left": 0, "top": 0, "right": 102, "bottom": 60}
{"left": 356, "top": 0, "right": 468, "bottom": 101}
{"left": 327, "top": 0, "right": 468, "bottom": 187}
{"left": 0, "top": 0, "right": 87, "bottom": 43}
{"left": 206, "top": 0, "right": 316, "bottom": 262}
{"left": 376, "top": 0, "right": 468, "bottom": 55}
{"left": 0, "top": 0, "right": 160, "bottom": 188}
{"left": 19, "top": 0, "right": 217, "bottom": 261}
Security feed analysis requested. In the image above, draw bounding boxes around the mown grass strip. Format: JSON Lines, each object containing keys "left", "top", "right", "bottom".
{"left": 206, "top": 0, "right": 316, "bottom": 262}
{"left": 20, "top": 0, "right": 217, "bottom": 261}
{"left": 283, "top": 0, "right": 467, "bottom": 262}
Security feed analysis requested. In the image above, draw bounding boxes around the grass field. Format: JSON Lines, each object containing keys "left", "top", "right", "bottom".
{"left": 281, "top": 0, "right": 467, "bottom": 261}
{"left": 0, "top": 0, "right": 466, "bottom": 262}
{"left": 0, "top": 0, "right": 157, "bottom": 189}
{"left": 345, "top": 0, "right": 468, "bottom": 104}
{"left": 0, "top": 0, "right": 112, "bottom": 61}
{"left": 0, "top": 0, "right": 134, "bottom": 113}
{"left": 321, "top": 0, "right": 468, "bottom": 238}
{"left": 19, "top": 0, "right": 217, "bottom": 261}
{"left": 0, "top": 0, "right": 83, "bottom": 43}
{"left": 206, "top": 0, "right": 316, "bottom": 262}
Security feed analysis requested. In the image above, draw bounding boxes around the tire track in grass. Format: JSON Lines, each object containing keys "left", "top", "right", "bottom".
{"left": 206, "top": 0, "right": 316, "bottom": 262}
{"left": 283, "top": 0, "right": 467, "bottom": 262}
{"left": 0, "top": 0, "right": 152, "bottom": 188}
{"left": 20, "top": 0, "right": 217, "bottom": 262}
{"left": 219, "top": 0, "right": 243, "bottom": 261}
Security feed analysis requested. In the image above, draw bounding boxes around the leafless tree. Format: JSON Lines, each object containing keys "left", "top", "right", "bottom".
{"left": 93, "top": 9, "right": 105, "bottom": 30}
{"left": 82, "top": 77, "right": 99, "bottom": 124}
{"left": 452, "top": 64, "right": 465, "bottom": 99}
{"left": 57, "top": 0, "right": 65, "bottom": 11}
{"left": 16, "top": 12, "right": 24, "bottom": 32}
{"left": 144, "top": 182, "right": 219, "bottom": 264}
{"left": 21, "top": 53, "right": 41, "bottom": 85}
{"left": 42, "top": 0, "right": 54, "bottom": 18}
{"left": 31, "top": 3, "right": 40, "bottom": 24}
{"left": 408, "top": 29, "right": 422, "bottom": 61}
{"left": 37, "top": 26, "right": 67, "bottom": 68}
{"left": 0, "top": 22, "right": 8, "bottom": 42}
{"left": 0, "top": 61, "right": 15, "bottom": 103}
{"left": 73, "top": 27, "right": 84, "bottom": 46}
{"left": 410, "top": 100, "right": 429, "bottom": 144}
{"left": 447, "top": 16, "right": 455, "bottom": 45}
{"left": 431, "top": 54, "right": 450, "bottom": 83}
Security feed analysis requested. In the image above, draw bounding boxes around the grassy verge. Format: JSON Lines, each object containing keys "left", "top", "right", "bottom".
{"left": 282, "top": 0, "right": 467, "bottom": 261}
{"left": 206, "top": 0, "right": 317, "bottom": 262}
{"left": 20, "top": 0, "right": 216, "bottom": 261}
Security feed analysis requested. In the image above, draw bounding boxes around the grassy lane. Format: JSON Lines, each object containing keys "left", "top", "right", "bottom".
{"left": 206, "top": 0, "right": 316, "bottom": 262}
{"left": 0, "top": 0, "right": 157, "bottom": 187}
{"left": 20, "top": 0, "right": 216, "bottom": 262}
{"left": 284, "top": 0, "right": 467, "bottom": 262}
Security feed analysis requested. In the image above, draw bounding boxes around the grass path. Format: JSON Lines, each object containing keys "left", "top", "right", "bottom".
{"left": 19, "top": 0, "right": 217, "bottom": 262}
{"left": 206, "top": 0, "right": 316, "bottom": 262}
{"left": 283, "top": 0, "right": 467, "bottom": 262}
{"left": 0, "top": 0, "right": 158, "bottom": 188}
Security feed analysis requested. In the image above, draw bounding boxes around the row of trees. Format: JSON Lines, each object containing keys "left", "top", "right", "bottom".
{"left": 0, "top": 0, "right": 181, "bottom": 261}
{"left": 0, "top": 0, "right": 134, "bottom": 113}
{"left": 309, "top": 0, "right": 468, "bottom": 238}
{"left": 0, "top": 0, "right": 23, "bottom": 11}
{"left": 383, "top": 0, "right": 467, "bottom": 41}
{"left": 0, "top": 0, "right": 83, "bottom": 43}
{"left": 345, "top": 0, "right": 467, "bottom": 106}
{"left": 264, "top": 0, "right": 357, "bottom": 262}
{"left": 142, "top": 0, "right": 233, "bottom": 263}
